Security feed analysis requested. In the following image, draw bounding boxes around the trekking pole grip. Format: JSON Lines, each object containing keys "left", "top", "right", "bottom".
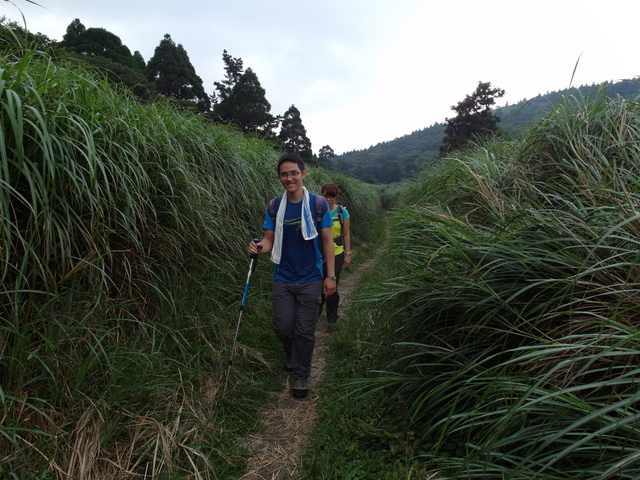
{"left": 251, "top": 238, "right": 262, "bottom": 258}
{"left": 250, "top": 238, "right": 261, "bottom": 272}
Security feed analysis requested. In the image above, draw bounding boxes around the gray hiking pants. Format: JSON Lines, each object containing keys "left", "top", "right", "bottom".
{"left": 272, "top": 279, "right": 322, "bottom": 381}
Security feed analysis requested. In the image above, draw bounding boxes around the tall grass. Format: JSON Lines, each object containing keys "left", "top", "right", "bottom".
{"left": 0, "top": 30, "right": 381, "bottom": 477}
{"left": 303, "top": 167, "right": 381, "bottom": 242}
{"left": 327, "top": 87, "right": 640, "bottom": 478}
{"left": 0, "top": 38, "right": 277, "bottom": 478}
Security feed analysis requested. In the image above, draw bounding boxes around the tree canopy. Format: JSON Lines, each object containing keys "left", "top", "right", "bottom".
{"left": 147, "top": 34, "right": 210, "bottom": 112}
{"left": 211, "top": 54, "right": 275, "bottom": 136}
{"left": 278, "top": 105, "right": 313, "bottom": 162}
{"left": 440, "top": 81, "right": 505, "bottom": 155}
{"left": 317, "top": 145, "right": 335, "bottom": 170}
{"left": 212, "top": 50, "right": 244, "bottom": 104}
{"left": 60, "top": 19, "right": 140, "bottom": 71}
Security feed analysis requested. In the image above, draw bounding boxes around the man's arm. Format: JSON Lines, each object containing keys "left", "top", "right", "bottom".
{"left": 343, "top": 216, "right": 352, "bottom": 268}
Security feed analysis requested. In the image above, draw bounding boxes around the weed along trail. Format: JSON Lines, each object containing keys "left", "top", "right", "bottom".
{"left": 238, "top": 248, "right": 378, "bottom": 480}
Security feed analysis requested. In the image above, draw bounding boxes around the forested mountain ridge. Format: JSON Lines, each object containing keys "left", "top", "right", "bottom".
{"left": 334, "top": 78, "right": 640, "bottom": 183}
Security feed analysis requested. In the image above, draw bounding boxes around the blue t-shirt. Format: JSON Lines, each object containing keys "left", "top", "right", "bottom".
{"left": 263, "top": 195, "right": 333, "bottom": 283}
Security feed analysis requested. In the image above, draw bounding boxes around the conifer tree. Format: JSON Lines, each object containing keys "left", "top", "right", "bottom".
{"left": 278, "top": 105, "right": 313, "bottom": 162}
{"left": 132, "top": 51, "right": 147, "bottom": 74}
{"left": 147, "top": 34, "right": 210, "bottom": 112}
{"left": 212, "top": 50, "right": 244, "bottom": 103}
{"left": 62, "top": 18, "right": 86, "bottom": 45}
{"left": 60, "top": 19, "right": 137, "bottom": 70}
{"left": 318, "top": 145, "right": 335, "bottom": 170}
{"left": 211, "top": 51, "right": 275, "bottom": 137}
{"left": 213, "top": 68, "right": 275, "bottom": 135}
{"left": 440, "top": 81, "right": 505, "bottom": 155}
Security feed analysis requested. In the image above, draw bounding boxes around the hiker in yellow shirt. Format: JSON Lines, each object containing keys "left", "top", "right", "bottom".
{"left": 319, "top": 183, "right": 351, "bottom": 328}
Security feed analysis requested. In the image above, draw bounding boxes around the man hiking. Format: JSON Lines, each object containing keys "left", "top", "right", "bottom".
{"left": 248, "top": 153, "right": 336, "bottom": 398}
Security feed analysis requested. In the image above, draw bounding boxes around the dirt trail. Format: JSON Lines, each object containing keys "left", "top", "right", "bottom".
{"left": 238, "top": 250, "right": 378, "bottom": 480}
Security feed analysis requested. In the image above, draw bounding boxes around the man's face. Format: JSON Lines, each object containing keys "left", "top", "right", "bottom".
{"left": 278, "top": 161, "right": 306, "bottom": 193}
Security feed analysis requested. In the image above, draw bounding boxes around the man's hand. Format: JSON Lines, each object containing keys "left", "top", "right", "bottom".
{"left": 248, "top": 240, "right": 263, "bottom": 255}
{"left": 323, "top": 277, "right": 336, "bottom": 296}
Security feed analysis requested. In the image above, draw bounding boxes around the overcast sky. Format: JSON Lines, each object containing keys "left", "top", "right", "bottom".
{"left": 4, "top": 0, "right": 639, "bottom": 154}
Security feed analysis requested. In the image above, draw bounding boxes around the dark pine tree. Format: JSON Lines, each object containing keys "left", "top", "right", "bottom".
{"left": 60, "top": 19, "right": 137, "bottom": 69}
{"left": 440, "top": 81, "right": 505, "bottom": 155}
{"left": 214, "top": 68, "right": 275, "bottom": 136}
{"left": 59, "top": 19, "right": 152, "bottom": 98}
{"left": 317, "top": 145, "right": 335, "bottom": 170}
{"left": 62, "top": 18, "right": 86, "bottom": 45}
{"left": 278, "top": 105, "right": 313, "bottom": 162}
{"left": 147, "top": 34, "right": 210, "bottom": 112}
{"left": 212, "top": 49, "right": 244, "bottom": 103}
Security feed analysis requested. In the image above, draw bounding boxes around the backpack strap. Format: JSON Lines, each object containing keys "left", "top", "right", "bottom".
{"left": 313, "top": 193, "right": 324, "bottom": 223}
{"left": 332, "top": 204, "right": 346, "bottom": 246}
{"left": 267, "top": 197, "right": 281, "bottom": 221}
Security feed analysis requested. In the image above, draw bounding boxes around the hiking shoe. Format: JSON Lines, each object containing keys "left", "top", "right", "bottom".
{"left": 284, "top": 356, "right": 293, "bottom": 372}
{"left": 292, "top": 379, "right": 309, "bottom": 398}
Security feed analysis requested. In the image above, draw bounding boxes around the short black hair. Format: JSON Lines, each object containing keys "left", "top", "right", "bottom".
{"left": 277, "top": 153, "right": 305, "bottom": 172}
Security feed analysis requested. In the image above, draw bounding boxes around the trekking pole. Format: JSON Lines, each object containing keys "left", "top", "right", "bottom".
{"left": 223, "top": 239, "right": 261, "bottom": 395}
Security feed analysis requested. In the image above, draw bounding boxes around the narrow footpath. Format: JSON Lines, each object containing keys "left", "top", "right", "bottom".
{"left": 238, "top": 249, "right": 378, "bottom": 480}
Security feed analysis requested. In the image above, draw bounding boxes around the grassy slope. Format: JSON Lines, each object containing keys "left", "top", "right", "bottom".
{"left": 0, "top": 39, "right": 380, "bottom": 479}
{"left": 303, "top": 90, "right": 640, "bottom": 479}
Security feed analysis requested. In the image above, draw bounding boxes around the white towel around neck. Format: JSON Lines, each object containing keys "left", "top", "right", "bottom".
{"left": 271, "top": 186, "right": 318, "bottom": 264}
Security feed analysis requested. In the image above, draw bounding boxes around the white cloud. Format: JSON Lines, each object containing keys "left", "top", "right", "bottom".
{"left": 5, "top": 0, "right": 640, "bottom": 154}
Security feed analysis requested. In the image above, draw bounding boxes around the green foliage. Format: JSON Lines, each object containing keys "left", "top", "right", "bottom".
{"left": 62, "top": 18, "right": 85, "bottom": 43}
{"left": 439, "top": 81, "right": 505, "bottom": 155}
{"left": 335, "top": 78, "right": 640, "bottom": 184}
{"left": 317, "top": 144, "right": 335, "bottom": 169}
{"left": 311, "top": 89, "right": 640, "bottom": 479}
{"left": 147, "top": 33, "right": 210, "bottom": 112}
{"left": 0, "top": 16, "right": 57, "bottom": 50}
{"left": 0, "top": 42, "right": 284, "bottom": 478}
{"left": 278, "top": 104, "right": 313, "bottom": 162}
{"left": 212, "top": 49, "right": 244, "bottom": 103}
{"left": 301, "top": 220, "right": 426, "bottom": 480}
{"left": 60, "top": 20, "right": 139, "bottom": 70}
{"left": 211, "top": 50, "right": 276, "bottom": 138}
{"left": 67, "top": 53, "right": 156, "bottom": 99}
{"left": 214, "top": 67, "right": 276, "bottom": 136}
{"left": 334, "top": 125, "right": 443, "bottom": 184}
{"left": 1, "top": 18, "right": 155, "bottom": 101}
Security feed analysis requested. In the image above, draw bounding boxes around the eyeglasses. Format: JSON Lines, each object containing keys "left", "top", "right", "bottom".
{"left": 278, "top": 170, "right": 302, "bottom": 179}
{"left": 321, "top": 193, "right": 336, "bottom": 198}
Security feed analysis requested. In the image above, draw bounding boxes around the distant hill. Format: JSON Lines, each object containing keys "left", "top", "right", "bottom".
{"left": 333, "top": 78, "right": 640, "bottom": 184}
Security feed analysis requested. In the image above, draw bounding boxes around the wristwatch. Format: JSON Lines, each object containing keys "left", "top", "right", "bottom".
{"left": 326, "top": 274, "right": 337, "bottom": 280}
